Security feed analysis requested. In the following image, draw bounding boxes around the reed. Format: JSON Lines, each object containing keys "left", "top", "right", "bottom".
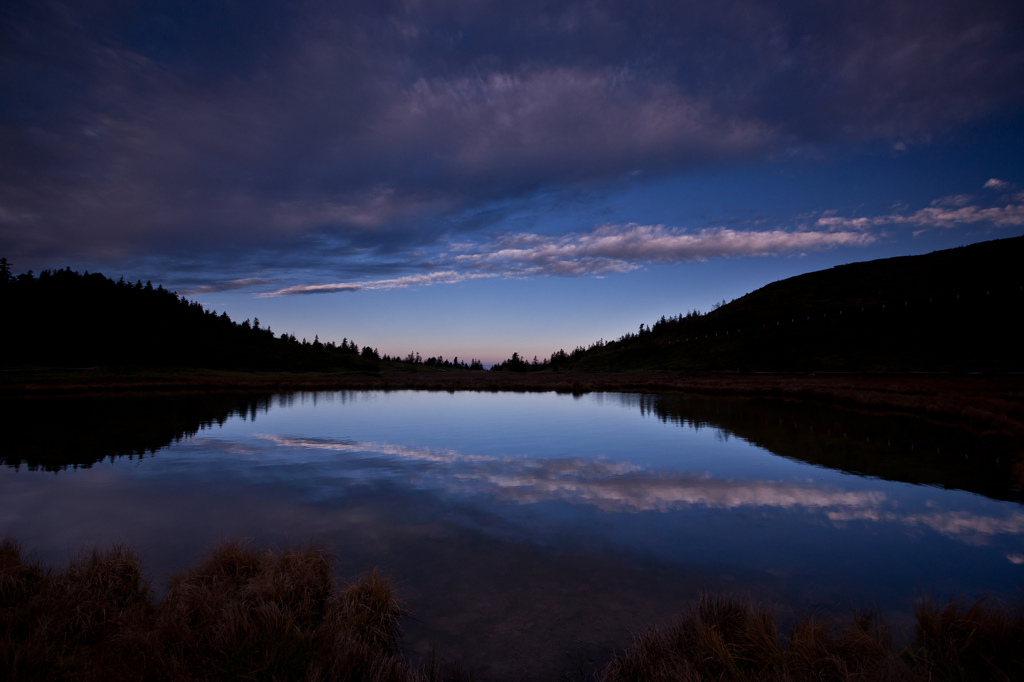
{"left": 600, "top": 592, "right": 1024, "bottom": 682}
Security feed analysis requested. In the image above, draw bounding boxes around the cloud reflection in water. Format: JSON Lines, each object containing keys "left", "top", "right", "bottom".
{"left": 254, "top": 435, "right": 1024, "bottom": 546}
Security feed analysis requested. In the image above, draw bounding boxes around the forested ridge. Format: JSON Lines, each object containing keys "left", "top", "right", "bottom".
{"left": 493, "top": 236, "right": 1024, "bottom": 372}
{"left": 0, "top": 263, "right": 380, "bottom": 371}
{"left": 4, "top": 235, "right": 1022, "bottom": 374}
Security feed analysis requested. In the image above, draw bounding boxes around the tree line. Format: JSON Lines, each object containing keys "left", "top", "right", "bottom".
{"left": 0, "top": 260, "right": 490, "bottom": 373}
{"left": 380, "top": 352, "right": 484, "bottom": 370}
{"left": 0, "top": 261, "right": 380, "bottom": 372}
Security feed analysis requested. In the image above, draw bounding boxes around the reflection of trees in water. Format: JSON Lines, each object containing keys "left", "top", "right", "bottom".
{"left": 5, "top": 390, "right": 1020, "bottom": 505}
{"left": 1, "top": 393, "right": 276, "bottom": 472}
{"left": 1, "top": 390, "right": 381, "bottom": 473}
{"left": 619, "top": 393, "right": 1022, "bottom": 504}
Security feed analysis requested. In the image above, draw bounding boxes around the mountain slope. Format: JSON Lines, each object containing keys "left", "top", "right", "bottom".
{"left": 570, "top": 236, "right": 1024, "bottom": 372}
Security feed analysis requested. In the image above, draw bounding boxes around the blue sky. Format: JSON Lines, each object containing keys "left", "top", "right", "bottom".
{"left": 2, "top": 1, "right": 1023, "bottom": 363}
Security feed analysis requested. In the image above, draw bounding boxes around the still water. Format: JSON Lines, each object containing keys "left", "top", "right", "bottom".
{"left": 2, "top": 390, "right": 1022, "bottom": 679}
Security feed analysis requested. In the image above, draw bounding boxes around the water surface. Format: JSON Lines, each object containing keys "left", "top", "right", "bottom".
{"left": 2, "top": 390, "right": 1022, "bottom": 679}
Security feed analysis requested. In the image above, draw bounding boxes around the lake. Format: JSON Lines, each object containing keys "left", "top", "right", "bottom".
{"left": 2, "top": 389, "right": 1022, "bottom": 679}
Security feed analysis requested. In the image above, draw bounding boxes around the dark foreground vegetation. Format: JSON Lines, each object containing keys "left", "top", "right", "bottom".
{"left": 3, "top": 538, "right": 1022, "bottom": 682}
{"left": 0, "top": 538, "right": 470, "bottom": 682}
{"left": 492, "top": 236, "right": 1024, "bottom": 373}
{"left": 602, "top": 592, "right": 1024, "bottom": 682}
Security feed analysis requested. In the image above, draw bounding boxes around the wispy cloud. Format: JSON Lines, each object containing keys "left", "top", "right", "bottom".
{"left": 260, "top": 282, "right": 362, "bottom": 297}
{"left": 181, "top": 277, "right": 283, "bottom": 295}
{"left": 930, "top": 194, "right": 973, "bottom": 207}
{"left": 816, "top": 181, "right": 1024, "bottom": 233}
{"left": 818, "top": 204, "right": 1024, "bottom": 231}
{"left": 261, "top": 270, "right": 498, "bottom": 297}
{"left": 256, "top": 223, "right": 875, "bottom": 294}
{"left": 453, "top": 224, "right": 876, "bottom": 277}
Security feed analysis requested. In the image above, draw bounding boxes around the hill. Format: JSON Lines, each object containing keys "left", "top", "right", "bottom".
{"left": 0, "top": 264, "right": 380, "bottom": 372}
{"left": 495, "top": 236, "right": 1024, "bottom": 372}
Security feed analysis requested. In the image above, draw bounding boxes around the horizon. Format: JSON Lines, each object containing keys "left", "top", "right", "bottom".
{"left": 3, "top": 1, "right": 1023, "bottom": 364}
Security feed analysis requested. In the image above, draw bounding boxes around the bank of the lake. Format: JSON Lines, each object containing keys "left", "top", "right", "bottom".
{"left": 4, "top": 369, "right": 1023, "bottom": 444}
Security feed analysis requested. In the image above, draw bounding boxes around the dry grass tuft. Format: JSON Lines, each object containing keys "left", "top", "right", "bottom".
{"left": 0, "top": 537, "right": 152, "bottom": 681}
{"left": 0, "top": 538, "right": 462, "bottom": 682}
{"left": 600, "top": 592, "right": 1024, "bottom": 682}
{"left": 913, "top": 595, "right": 1024, "bottom": 681}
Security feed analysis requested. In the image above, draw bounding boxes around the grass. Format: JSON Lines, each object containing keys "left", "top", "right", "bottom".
{"left": 3, "top": 538, "right": 1022, "bottom": 681}
{"left": 600, "top": 592, "right": 1024, "bottom": 682}
{"left": 0, "top": 537, "right": 453, "bottom": 682}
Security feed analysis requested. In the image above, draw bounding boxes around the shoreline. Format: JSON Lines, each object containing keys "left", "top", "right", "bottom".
{"left": 4, "top": 368, "right": 1023, "bottom": 440}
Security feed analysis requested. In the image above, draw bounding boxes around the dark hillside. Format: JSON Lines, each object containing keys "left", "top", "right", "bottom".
{"left": 562, "top": 236, "right": 1024, "bottom": 372}
{"left": 0, "top": 265, "right": 380, "bottom": 372}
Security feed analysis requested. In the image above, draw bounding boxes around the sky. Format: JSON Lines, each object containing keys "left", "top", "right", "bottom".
{"left": 2, "top": 1, "right": 1023, "bottom": 364}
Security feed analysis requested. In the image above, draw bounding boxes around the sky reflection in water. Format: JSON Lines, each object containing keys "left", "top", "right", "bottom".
{"left": 2, "top": 390, "right": 1022, "bottom": 675}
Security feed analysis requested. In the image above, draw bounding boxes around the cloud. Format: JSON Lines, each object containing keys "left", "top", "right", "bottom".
{"left": 816, "top": 199, "right": 1024, "bottom": 231}
{"left": 2, "top": 0, "right": 1022, "bottom": 273}
{"left": 255, "top": 224, "right": 876, "bottom": 294}
{"left": 181, "top": 277, "right": 283, "bottom": 295}
{"left": 891, "top": 204, "right": 1024, "bottom": 229}
{"left": 262, "top": 282, "right": 363, "bottom": 296}
{"left": 261, "top": 270, "right": 498, "bottom": 297}
{"left": 985, "top": 178, "right": 1011, "bottom": 189}
{"left": 382, "top": 68, "right": 773, "bottom": 182}
{"left": 931, "top": 194, "right": 973, "bottom": 207}
{"left": 453, "top": 224, "right": 876, "bottom": 277}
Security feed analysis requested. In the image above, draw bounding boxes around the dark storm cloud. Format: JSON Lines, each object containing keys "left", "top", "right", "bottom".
{"left": 2, "top": 0, "right": 1022, "bottom": 276}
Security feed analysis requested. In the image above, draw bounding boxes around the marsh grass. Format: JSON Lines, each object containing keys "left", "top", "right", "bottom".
{"left": 0, "top": 538, "right": 454, "bottom": 682}
{"left": 600, "top": 592, "right": 1024, "bottom": 682}
{"left": 5, "top": 537, "right": 1022, "bottom": 681}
